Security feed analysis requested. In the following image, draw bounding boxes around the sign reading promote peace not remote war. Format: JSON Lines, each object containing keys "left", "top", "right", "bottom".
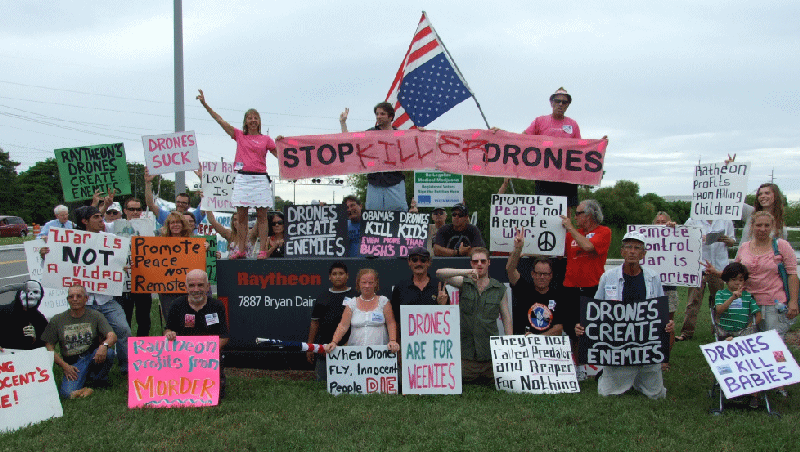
{"left": 490, "top": 194, "right": 566, "bottom": 256}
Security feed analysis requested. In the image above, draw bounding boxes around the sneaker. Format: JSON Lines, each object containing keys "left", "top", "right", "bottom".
{"left": 577, "top": 368, "right": 587, "bottom": 382}
{"left": 775, "top": 388, "right": 789, "bottom": 398}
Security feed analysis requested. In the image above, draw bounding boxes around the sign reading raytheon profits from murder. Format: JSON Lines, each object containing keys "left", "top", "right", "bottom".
{"left": 401, "top": 305, "right": 462, "bottom": 395}
{"left": 414, "top": 171, "right": 463, "bottom": 207}
{"left": 129, "top": 336, "right": 221, "bottom": 408}
{"left": 200, "top": 161, "right": 236, "bottom": 212}
{"left": 284, "top": 204, "right": 347, "bottom": 257}
{"left": 692, "top": 161, "right": 749, "bottom": 220}
{"left": 41, "top": 229, "right": 130, "bottom": 296}
{"left": 0, "top": 348, "right": 62, "bottom": 433}
{"left": 701, "top": 330, "right": 800, "bottom": 399}
{"left": 627, "top": 225, "right": 702, "bottom": 287}
{"left": 326, "top": 346, "right": 398, "bottom": 395}
{"left": 491, "top": 335, "right": 579, "bottom": 394}
{"left": 55, "top": 143, "right": 131, "bottom": 202}
{"left": 490, "top": 195, "right": 566, "bottom": 256}
{"left": 143, "top": 131, "right": 200, "bottom": 176}
{"left": 580, "top": 296, "right": 670, "bottom": 366}
{"left": 277, "top": 129, "right": 606, "bottom": 185}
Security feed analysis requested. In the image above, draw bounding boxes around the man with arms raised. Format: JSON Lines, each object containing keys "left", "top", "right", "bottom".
{"left": 165, "top": 269, "right": 229, "bottom": 397}
{"left": 42, "top": 284, "right": 116, "bottom": 399}
{"left": 437, "top": 248, "right": 512, "bottom": 383}
{"left": 144, "top": 168, "right": 205, "bottom": 228}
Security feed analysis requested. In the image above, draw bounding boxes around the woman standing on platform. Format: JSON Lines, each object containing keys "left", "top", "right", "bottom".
{"left": 197, "top": 89, "right": 276, "bottom": 259}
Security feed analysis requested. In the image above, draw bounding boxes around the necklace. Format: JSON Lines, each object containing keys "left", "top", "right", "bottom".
{"left": 360, "top": 295, "right": 376, "bottom": 302}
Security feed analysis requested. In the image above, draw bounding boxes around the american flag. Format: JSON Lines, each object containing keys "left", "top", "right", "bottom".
{"left": 386, "top": 12, "right": 473, "bottom": 129}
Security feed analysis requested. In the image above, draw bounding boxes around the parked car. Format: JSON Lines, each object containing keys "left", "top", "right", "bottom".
{"left": 0, "top": 215, "right": 29, "bottom": 237}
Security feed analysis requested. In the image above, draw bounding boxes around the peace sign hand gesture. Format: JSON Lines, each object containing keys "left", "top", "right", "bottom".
{"left": 437, "top": 282, "right": 449, "bottom": 305}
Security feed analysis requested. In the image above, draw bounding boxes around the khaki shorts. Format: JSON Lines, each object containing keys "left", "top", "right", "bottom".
{"left": 461, "top": 359, "right": 493, "bottom": 382}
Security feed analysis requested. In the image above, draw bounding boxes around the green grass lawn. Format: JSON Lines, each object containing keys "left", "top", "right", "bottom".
{"left": 0, "top": 235, "right": 35, "bottom": 246}
{"left": 3, "top": 290, "right": 800, "bottom": 451}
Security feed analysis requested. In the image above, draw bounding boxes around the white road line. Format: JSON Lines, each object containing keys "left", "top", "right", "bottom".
{"left": 0, "top": 273, "right": 29, "bottom": 280}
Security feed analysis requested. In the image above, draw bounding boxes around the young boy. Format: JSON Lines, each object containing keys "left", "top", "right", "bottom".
{"left": 715, "top": 262, "right": 761, "bottom": 340}
{"left": 307, "top": 262, "right": 358, "bottom": 382}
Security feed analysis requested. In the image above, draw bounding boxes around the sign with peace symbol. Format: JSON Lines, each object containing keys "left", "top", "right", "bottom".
{"left": 488, "top": 194, "right": 567, "bottom": 256}
{"left": 537, "top": 231, "right": 556, "bottom": 252}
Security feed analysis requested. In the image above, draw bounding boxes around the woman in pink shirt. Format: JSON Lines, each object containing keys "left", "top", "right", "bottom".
{"left": 197, "top": 89, "right": 277, "bottom": 259}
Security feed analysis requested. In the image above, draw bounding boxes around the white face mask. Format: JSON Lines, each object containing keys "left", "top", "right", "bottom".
{"left": 20, "top": 281, "right": 43, "bottom": 309}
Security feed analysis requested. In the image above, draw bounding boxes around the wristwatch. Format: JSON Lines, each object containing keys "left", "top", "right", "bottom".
{"left": 102, "top": 342, "right": 110, "bottom": 348}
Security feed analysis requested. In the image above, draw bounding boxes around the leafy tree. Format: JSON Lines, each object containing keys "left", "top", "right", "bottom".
{"left": 0, "top": 148, "right": 20, "bottom": 216}
{"left": 16, "top": 159, "right": 64, "bottom": 224}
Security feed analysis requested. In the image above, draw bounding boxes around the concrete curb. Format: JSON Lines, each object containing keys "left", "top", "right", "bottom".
{"left": 0, "top": 244, "right": 24, "bottom": 251}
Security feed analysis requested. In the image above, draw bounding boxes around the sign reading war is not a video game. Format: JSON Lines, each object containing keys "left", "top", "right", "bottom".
{"left": 359, "top": 210, "right": 428, "bottom": 258}
{"left": 626, "top": 225, "right": 703, "bottom": 287}
{"left": 490, "top": 194, "right": 566, "bottom": 256}
{"left": 580, "top": 296, "right": 670, "bottom": 366}
{"left": 284, "top": 204, "right": 348, "bottom": 257}
{"left": 491, "top": 335, "right": 579, "bottom": 394}
{"left": 55, "top": 142, "right": 131, "bottom": 202}
{"left": 691, "top": 161, "right": 749, "bottom": 220}
{"left": 41, "top": 229, "right": 130, "bottom": 297}
{"left": 130, "top": 237, "right": 206, "bottom": 294}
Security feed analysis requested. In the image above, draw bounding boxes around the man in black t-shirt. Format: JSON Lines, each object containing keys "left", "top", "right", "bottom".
{"left": 165, "top": 270, "right": 229, "bottom": 397}
{"left": 505, "top": 229, "right": 564, "bottom": 336}
{"left": 307, "top": 262, "right": 358, "bottom": 382}
{"left": 391, "top": 247, "right": 449, "bottom": 337}
{"left": 433, "top": 204, "right": 485, "bottom": 257}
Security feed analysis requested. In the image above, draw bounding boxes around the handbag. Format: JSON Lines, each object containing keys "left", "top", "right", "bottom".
{"left": 772, "top": 238, "right": 791, "bottom": 301}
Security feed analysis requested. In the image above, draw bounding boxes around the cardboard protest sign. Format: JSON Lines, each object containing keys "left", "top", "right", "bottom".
{"left": 111, "top": 218, "right": 156, "bottom": 238}
{"left": 626, "top": 225, "right": 703, "bottom": 287}
{"left": 490, "top": 194, "right": 567, "bottom": 256}
{"left": 414, "top": 171, "right": 463, "bottom": 207}
{"left": 691, "top": 161, "right": 750, "bottom": 220}
{"left": 326, "top": 345, "right": 398, "bottom": 395}
{"left": 284, "top": 204, "right": 348, "bottom": 257}
{"left": 129, "top": 336, "right": 220, "bottom": 407}
{"left": 277, "top": 129, "right": 606, "bottom": 185}
{"left": 54, "top": 143, "right": 131, "bottom": 201}
{"left": 580, "top": 296, "right": 669, "bottom": 366}
{"left": 200, "top": 161, "right": 236, "bottom": 212}
{"left": 130, "top": 237, "right": 206, "bottom": 293}
{"left": 24, "top": 240, "right": 68, "bottom": 319}
{"left": 41, "top": 230, "right": 130, "bottom": 296}
{"left": 142, "top": 131, "right": 200, "bottom": 176}
{"left": 701, "top": 330, "right": 800, "bottom": 399}
{"left": 203, "top": 235, "right": 218, "bottom": 285}
{"left": 491, "top": 335, "right": 579, "bottom": 394}
{"left": 400, "top": 305, "right": 462, "bottom": 395}
{"left": 359, "top": 210, "right": 428, "bottom": 258}
{"left": 0, "top": 348, "right": 63, "bottom": 433}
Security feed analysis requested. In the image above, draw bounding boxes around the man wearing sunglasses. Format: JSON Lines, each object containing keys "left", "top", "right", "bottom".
{"left": 144, "top": 168, "right": 206, "bottom": 229}
{"left": 391, "top": 247, "right": 449, "bottom": 338}
{"left": 433, "top": 204, "right": 485, "bottom": 257}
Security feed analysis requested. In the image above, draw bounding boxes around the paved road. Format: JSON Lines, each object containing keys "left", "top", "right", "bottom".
{"left": 0, "top": 247, "right": 31, "bottom": 307}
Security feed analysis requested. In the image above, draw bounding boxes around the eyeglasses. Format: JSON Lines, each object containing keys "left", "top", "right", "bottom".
{"left": 106, "top": 211, "right": 120, "bottom": 215}
{"left": 126, "top": 207, "right": 143, "bottom": 211}
{"left": 409, "top": 256, "right": 429, "bottom": 263}
{"left": 470, "top": 259, "right": 488, "bottom": 264}
{"left": 272, "top": 221, "right": 284, "bottom": 226}
{"left": 553, "top": 99, "right": 570, "bottom": 105}
{"left": 533, "top": 272, "right": 552, "bottom": 277}
{"left": 575, "top": 210, "right": 587, "bottom": 216}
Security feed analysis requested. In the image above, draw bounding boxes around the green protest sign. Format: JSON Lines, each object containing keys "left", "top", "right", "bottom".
{"left": 55, "top": 143, "right": 131, "bottom": 201}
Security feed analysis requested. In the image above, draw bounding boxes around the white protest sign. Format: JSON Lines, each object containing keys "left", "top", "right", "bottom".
{"left": 0, "top": 348, "right": 63, "bottom": 433}
{"left": 112, "top": 218, "right": 155, "bottom": 238}
{"left": 326, "top": 345, "right": 398, "bottom": 395}
{"left": 691, "top": 161, "right": 750, "bottom": 220}
{"left": 489, "top": 194, "right": 566, "bottom": 256}
{"left": 142, "top": 131, "right": 200, "bottom": 175}
{"left": 700, "top": 330, "right": 800, "bottom": 399}
{"left": 413, "top": 171, "right": 463, "bottom": 207}
{"left": 490, "top": 335, "right": 579, "bottom": 394}
{"left": 24, "top": 240, "right": 67, "bottom": 319}
{"left": 627, "top": 225, "right": 703, "bottom": 287}
{"left": 41, "top": 229, "right": 130, "bottom": 296}
{"left": 200, "top": 161, "right": 236, "bottom": 212}
{"left": 400, "top": 305, "right": 462, "bottom": 395}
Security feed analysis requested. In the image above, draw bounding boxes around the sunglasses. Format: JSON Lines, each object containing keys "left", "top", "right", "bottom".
{"left": 409, "top": 256, "right": 429, "bottom": 263}
{"left": 106, "top": 211, "right": 120, "bottom": 215}
{"left": 452, "top": 212, "right": 466, "bottom": 217}
{"left": 470, "top": 259, "right": 488, "bottom": 264}
{"left": 126, "top": 207, "right": 143, "bottom": 211}
{"left": 553, "top": 99, "right": 570, "bottom": 105}
{"left": 272, "top": 221, "right": 284, "bottom": 226}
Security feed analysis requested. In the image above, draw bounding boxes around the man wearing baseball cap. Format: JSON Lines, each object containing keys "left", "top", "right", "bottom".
{"left": 575, "top": 230, "right": 674, "bottom": 399}
{"left": 426, "top": 207, "right": 448, "bottom": 254}
{"left": 391, "top": 247, "right": 449, "bottom": 336}
{"left": 433, "top": 204, "right": 485, "bottom": 257}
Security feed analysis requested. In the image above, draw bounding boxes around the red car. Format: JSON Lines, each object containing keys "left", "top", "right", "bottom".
{"left": 0, "top": 215, "right": 29, "bottom": 237}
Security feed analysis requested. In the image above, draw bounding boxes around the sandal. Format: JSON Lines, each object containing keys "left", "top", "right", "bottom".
{"left": 775, "top": 388, "right": 789, "bottom": 398}
{"left": 257, "top": 251, "right": 268, "bottom": 259}
{"left": 675, "top": 334, "right": 690, "bottom": 341}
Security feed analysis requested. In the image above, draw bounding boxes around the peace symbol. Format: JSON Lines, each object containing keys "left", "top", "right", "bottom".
{"left": 538, "top": 231, "right": 556, "bottom": 252}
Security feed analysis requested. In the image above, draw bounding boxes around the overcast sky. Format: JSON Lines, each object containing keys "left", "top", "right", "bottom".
{"left": 2, "top": 0, "right": 798, "bottom": 205}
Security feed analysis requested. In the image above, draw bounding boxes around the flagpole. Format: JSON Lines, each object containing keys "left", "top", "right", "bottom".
{"left": 423, "top": 11, "right": 491, "bottom": 130}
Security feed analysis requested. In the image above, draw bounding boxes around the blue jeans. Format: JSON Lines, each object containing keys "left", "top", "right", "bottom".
{"left": 87, "top": 300, "right": 130, "bottom": 373}
{"left": 366, "top": 182, "right": 407, "bottom": 211}
{"left": 60, "top": 347, "right": 116, "bottom": 398}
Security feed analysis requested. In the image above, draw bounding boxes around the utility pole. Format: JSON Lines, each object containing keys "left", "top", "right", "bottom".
{"left": 174, "top": 0, "right": 185, "bottom": 197}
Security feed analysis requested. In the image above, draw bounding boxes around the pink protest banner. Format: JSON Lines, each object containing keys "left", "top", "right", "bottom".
{"left": 278, "top": 129, "right": 438, "bottom": 179}
{"left": 142, "top": 131, "right": 200, "bottom": 176}
{"left": 128, "top": 336, "right": 220, "bottom": 408}
{"left": 277, "top": 129, "right": 606, "bottom": 185}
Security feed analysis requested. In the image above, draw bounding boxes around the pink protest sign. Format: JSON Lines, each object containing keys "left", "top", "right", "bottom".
{"left": 142, "top": 131, "right": 200, "bottom": 176}
{"left": 278, "top": 129, "right": 438, "bottom": 179}
{"left": 128, "top": 336, "right": 220, "bottom": 408}
{"left": 435, "top": 130, "right": 606, "bottom": 185}
{"left": 278, "top": 129, "right": 606, "bottom": 185}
